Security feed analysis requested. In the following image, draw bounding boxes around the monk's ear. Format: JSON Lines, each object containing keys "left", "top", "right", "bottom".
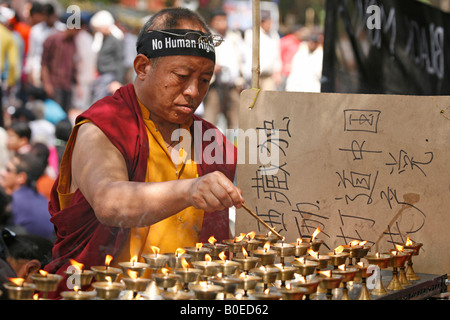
{"left": 134, "top": 54, "right": 151, "bottom": 80}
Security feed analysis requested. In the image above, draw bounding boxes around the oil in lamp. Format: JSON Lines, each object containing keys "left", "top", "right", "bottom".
{"left": 121, "top": 269, "right": 151, "bottom": 293}
{"left": 326, "top": 245, "right": 349, "bottom": 268}
{"left": 91, "top": 254, "right": 122, "bottom": 282}
{"left": 152, "top": 267, "right": 181, "bottom": 291}
{"left": 184, "top": 242, "right": 212, "bottom": 262}
{"left": 245, "top": 231, "right": 262, "bottom": 251}
{"left": 232, "top": 247, "right": 260, "bottom": 274}
{"left": 210, "top": 273, "right": 242, "bottom": 299}
{"left": 215, "top": 251, "right": 241, "bottom": 276}
{"left": 142, "top": 246, "right": 170, "bottom": 273}
{"left": 364, "top": 252, "right": 391, "bottom": 296}
{"left": 166, "top": 248, "right": 192, "bottom": 269}
{"left": 332, "top": 264, "right": 357, "bottom": 300}
{"left": 250, "top": 288, "right": 282, "bottom": 300}
{"left": 192, "top": 254, "right": 223, "bottom": 278}
{"left": 317, "top": 270, "right": 342, "bottom": 300}
{"left": 277, "top": 282, "right": 308, "bottom": 300}
{"left": 4, "top": 278, "right": 36, "bottom": 300}
{"left": 386, "top": 248, "right": 409, "bottom": 291}
{"left": 355, "top": 261, "right": 373, "bottom": 300}
{"left": 343, "top": 240, "right": 370, "bottom": 266}
{"left": 291, "top": 238, "right": 310, "bottom": 257}
{"left": 204, "top": 236, "right": 228, "bottom": 260}
{"left": 306, "top": 249, "right": 331, "bottom": 270}
{"left": 249, "top": 265, "right": 280, "bottom": 291}
{"left": 271, "top": 241, "right": 295, "bottom": 265}
{"left": 254, "top": 231, "right": 279, "bottom": 246}
{"left": 60, "top": 285, "right": 96, "bottom": 300}
{"left": 173, "top": 257, "right": 203, "bottom": 291}
{"left": 92, "top": 276, "right": 125, "bottom": 300}
{"left": 289, "top": 274, "right": 320, "bottom": 300}
{"left": 274, "top": 263, "right": 297, "bottom": 287}
{"left": 119, "top": 255, "right": 149, "bottom": 278}
{"left": 251, "top": 241, "right": 278, "bottom": 266}
{"left": 291, "top": 257, "right": 318, "bottom": 277}
{"left": 223, "top": 233, "right": 248, "bottom": 258}
{"left": 30, "top": 270, "right": 63, "bottom": 299}
{"left": 229, "top": 272, "right": 262, "bottom": 297}
{"left": 403, "top": 237, "right": 423, "bottom": 281}
{"left": 190, "top": 280, "right": 224, "bottom": 300}
{"left": 65, "top": 259, "right": 94, "bottom": 288}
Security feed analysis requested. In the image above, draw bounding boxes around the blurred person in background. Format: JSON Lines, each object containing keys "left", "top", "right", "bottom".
{"left": 90, "top": 10, "right": 124, "bottom": 102}
{"left": 203, "top": 8, "right": 245, "bottom": 133}
{"left": 244, "top": 10, "right": 282, "bottom": 90}
{"left": 0, "top": 153, "right": 54, "bottom": 240}
{"left": 25, "top": 3, "right": 65, "bottom": 88}
{"left": 285, "top": 27, "right": 323, "bottom": 93}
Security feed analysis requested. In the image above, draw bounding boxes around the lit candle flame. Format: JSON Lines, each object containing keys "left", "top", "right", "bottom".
{"left": 105, "top": 254, "right": 113, "bottom": 267}
{"left": 208, "top": 236, "right": 217, "bottom": 245}
{"left": 311, "top": 228, "right": 321, "bottom": 241}
{"left": 105, "top": 276, "right": 112, "bottom": 283}
{"left": 181, "top": 257, "right": 190, "bottom": 269}
{"left": 73, "top": 286, "right": 80, "bottom": 293}
{"left": 307, "top": 248, "right": 319, "bottom": 259}
{"left": 127, "top": 270, "right": 138, "bottom": 279}
{"left": 242, "top": 247, "right": 248, "bottom": 258}
{"left": 151, "top": 246, "right": 160, "bottom": 255}
{"left": 405, "top": 237, "right": 414, "bottom": 246}
{"left": 199, "top": 281, "right": 208, "bottom": 288}
{"left": 396, "top": 244, "right": 404, "bottom": 252}
{"left": 334, "top": 245, "right": 344, "bottom": 255}
{"left": 218, "top": 251, "right": 227, "bottom": 261}
{"left": 175, "top": 248, "right": 185, "bottom": 257}
{"left": 357, "top": 261, "right": 365, "bottom": 267}
{"left": 205, "top": 254, "right": 212, "bottom": 262}
{"left": 246, "top": 231, "right": 256, "bottom": 240}
{"left": 318, "top": 270, "right": 332, "bottom": 277}
{"left": 196, "top": 243, "right": 203, "bottom": 251}
{"left": 235, "top": 233, "right": 246, "bottom": 242}
{"left": 338, "top": 264, "right": 346, "bottom": 271}
{"left": 130, "top": 255, "right": 138, "bottom": 266}
{"left": 286, "top": 283, "right": 291, "bottom": 290}
{"left": 295, "top": 257, "right": 306, "bottom": 264}
{"left": 161, "top": 268, "right": 169, "bottom": 275}
{"left": 39, "top": 269, "right": 48, "bottom": 277}
{"left": 296, "top": 238, "right": 303, "bottom": 245}
{"left": 263, "top": 242, "right": 271, "bottom": 253}
{"left": 9, "top": 278, "right": 25, "bottom": 286}
{"left": 70, "top": 259, "right": 84, "bottom": 272}
{"left": 349, "top": 240, "right": 360, "bottom": 247}
{"left": 359, "top": 240, "right": 368, "bottom": 246}
{"left": 33, "top": 293, "right": 39, "bottom": 300}
{"left": 264, "top": 288, "right": 270, "bottom": 294}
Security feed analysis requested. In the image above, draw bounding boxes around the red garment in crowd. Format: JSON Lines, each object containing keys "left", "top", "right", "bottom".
{"left": 44, "top": 84, "right": 237, "bottom": 297}
{"left": 280, "top": 33, "right": 302, "bottom": 77}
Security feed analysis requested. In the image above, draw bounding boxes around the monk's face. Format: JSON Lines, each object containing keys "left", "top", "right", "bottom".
{"left": 134, "top": 22, "right": 215, "bottom": 126}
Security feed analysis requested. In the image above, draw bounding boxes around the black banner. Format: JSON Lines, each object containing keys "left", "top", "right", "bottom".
{"left": 322, "top": 0, "right": 450, "bottom": 95}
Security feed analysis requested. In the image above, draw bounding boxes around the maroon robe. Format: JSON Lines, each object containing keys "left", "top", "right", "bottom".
{"left": 44, "top": 84, "right": 236, "bottom": 297}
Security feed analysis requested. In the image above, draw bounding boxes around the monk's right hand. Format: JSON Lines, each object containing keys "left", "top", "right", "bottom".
{"left": 188, "top": 171, "right": 244, "bottom": 212}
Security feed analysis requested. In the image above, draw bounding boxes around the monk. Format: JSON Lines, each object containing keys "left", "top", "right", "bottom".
{"left": 44, "top": 7, "right": 244, "bottom": 296}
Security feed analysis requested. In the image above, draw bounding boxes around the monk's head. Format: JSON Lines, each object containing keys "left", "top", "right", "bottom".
{"left": 134, "top": 8, "right": 221, "bottom": 126}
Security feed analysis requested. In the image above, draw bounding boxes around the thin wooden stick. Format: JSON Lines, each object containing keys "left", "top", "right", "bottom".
{"left": 241, "top": 204, "right": 284, "bottom": 240}
{"left": 251, "top": 0, "right": 260, "bottom": 89}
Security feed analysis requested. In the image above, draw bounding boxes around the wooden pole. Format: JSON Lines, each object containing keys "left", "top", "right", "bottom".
{"left": 251, "top": 0, "right": 260, "bottom": 89}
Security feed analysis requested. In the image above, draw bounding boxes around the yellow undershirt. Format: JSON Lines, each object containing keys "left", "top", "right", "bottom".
{"left": 57, "top": 101, "right": 203, "bottom": 270}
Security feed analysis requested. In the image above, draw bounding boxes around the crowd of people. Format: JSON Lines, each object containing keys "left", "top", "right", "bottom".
{"left": 0, "top": 1, "right": 323, "bottom": 298}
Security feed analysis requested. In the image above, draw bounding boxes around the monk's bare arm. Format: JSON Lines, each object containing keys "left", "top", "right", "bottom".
{"left": 71, "top": 123, "right": 243, "bottom": 228}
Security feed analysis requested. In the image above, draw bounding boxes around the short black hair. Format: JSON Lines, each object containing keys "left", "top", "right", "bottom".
{"left": 1, "top": 228, "right": 53, "bottom": 267}
{"left": 8, "top": 121, "right": 32, "bottom": 141}
{"left": 13, "top": 153, "right": 46, "bottom": 189}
